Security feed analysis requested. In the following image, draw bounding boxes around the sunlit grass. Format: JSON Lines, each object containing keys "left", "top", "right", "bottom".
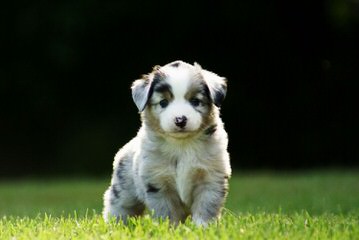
{"left": 0, "top": 170, "right": 358, "bottom": 239}
{"left": 0, "top": 212, "right": 357, "bottom": 239}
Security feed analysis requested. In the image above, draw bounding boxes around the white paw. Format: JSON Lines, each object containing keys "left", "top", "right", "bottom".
{"left": 192, "top": 217, "right": 209, "bottom": 227}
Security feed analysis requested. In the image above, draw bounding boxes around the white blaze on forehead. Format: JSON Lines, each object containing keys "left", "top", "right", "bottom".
{"left": 160, "top": 65, "right": 193, "bottom": 99}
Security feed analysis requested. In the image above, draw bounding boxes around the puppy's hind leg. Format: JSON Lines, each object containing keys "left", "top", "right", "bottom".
{"left": 103, "top": 184, "right": 145, "bottom": 224}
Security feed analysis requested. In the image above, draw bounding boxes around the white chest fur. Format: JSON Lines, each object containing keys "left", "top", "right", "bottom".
{"left": 154, "top": 138, "right": 214, "bottom": 206}
{"left": 175, "top": 154, "right": 205, "bottom": 206}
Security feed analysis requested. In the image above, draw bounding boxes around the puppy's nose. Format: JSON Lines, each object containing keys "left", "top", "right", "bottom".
{"left": 174, "top": 116, "right": 187, "bottom": 128}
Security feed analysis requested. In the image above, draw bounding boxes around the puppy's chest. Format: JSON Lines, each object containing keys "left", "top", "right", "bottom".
{"left": 144, "top": 140, "right": 212, "bottom": 204}
{"left": 157, "top": 147, "right": 209, "bottom": 205}
{"left": 174, "top": 157, "right": 206, "bottom": 205}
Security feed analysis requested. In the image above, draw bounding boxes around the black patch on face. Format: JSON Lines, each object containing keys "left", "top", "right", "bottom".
{"left": 148, "top": 72, "right": 172, "bottom": 99}
{"left": 199, "top": 82, "right": 211, "bottom": 101}
{"left": 204, "top": 124, "right": 217, "bottom": 135}
{"left": 154, "top": 81, "right": 172, "bottom": 94}
{"left": 187, "top": 82, "right": 211, "bottom": 111}
{"left": 170, "top": 61, "right": 180, "bottom": 67}
{"left": 146, "top": 183, "right": 160, "bottom": 193}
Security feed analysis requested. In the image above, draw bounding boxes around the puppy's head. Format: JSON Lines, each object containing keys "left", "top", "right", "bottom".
{"left": 131, "top": 60, "right": 227, "bottom": 138}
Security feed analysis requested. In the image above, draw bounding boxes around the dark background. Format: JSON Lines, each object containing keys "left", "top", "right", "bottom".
{"left": 1, "top": 0, "right": 358, "bottom": 177}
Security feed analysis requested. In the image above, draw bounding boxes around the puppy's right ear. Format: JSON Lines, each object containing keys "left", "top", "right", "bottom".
{"left": 131, "top": 77, "right": 152, "bottom": 112}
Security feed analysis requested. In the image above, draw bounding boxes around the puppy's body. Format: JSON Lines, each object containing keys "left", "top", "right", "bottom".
{"left": 103, "top": 61, "right": 231, "bottom": 226}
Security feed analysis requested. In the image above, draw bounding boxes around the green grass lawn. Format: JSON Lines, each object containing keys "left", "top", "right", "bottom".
{"left": 0, "top": 170, "right": 358, "bottom": 239}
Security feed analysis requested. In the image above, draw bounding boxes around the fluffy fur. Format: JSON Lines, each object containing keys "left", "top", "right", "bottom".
{"left": 103, "top": 60, "right": 231, "bottom": 226}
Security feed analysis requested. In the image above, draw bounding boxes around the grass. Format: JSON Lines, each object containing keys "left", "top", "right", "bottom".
{"left": 0, "top": 170, "right": 358, "bottom": 239}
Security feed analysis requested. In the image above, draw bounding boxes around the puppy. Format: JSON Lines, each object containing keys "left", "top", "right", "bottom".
{"left": 103, "top": 60, "right": 231, "bottom": 226}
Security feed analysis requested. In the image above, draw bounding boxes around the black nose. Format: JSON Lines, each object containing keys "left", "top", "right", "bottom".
{"left": 174, "top": 116, "right": 187, "bottom": 128}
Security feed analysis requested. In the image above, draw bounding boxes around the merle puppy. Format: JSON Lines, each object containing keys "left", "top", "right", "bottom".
{"left": 103, "top": 60, "right": 231, "bottom": 226}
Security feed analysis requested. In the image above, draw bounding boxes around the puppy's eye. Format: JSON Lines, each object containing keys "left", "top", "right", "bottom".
{"left": 159, "top": 99, "right": 169, "bottom": 108}
{"left": 190, "top": 98, "right": 201, "bottom": 107}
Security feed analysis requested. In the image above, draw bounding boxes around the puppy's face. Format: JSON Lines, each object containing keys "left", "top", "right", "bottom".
{"left": 132, "top": 61, "right": 227, "bottom": 138}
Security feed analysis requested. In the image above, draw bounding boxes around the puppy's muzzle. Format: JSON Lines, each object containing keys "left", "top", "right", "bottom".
{"left": 174, "top": 116, "right": 187, "bottom": 129}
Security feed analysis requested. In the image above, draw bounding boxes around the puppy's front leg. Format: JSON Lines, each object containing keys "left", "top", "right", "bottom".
{"left": 145, "top": 185, "right": 187, "bottom": 224}
{"left": 191, "top": 177, "right": 229, "bottom": 226}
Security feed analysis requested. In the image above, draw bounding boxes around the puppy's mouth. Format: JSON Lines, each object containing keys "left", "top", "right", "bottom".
{"left": 165, "top": 128, "right": 198, "bottom": 138}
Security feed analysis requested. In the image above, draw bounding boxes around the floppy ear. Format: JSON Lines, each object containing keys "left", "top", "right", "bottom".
{"left": 131, "top": 77, "right": 152, "bottom": 112}
{"left": 195, "top": 63, "right": 227, "bottom": 107}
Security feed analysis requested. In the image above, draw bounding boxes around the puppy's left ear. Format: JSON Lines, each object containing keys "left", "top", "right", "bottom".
{"left": 131, "top": 77, "right": 152, "bottom": 112}
{"left": 195, "top": 63, "right": 227, "bottom": 107}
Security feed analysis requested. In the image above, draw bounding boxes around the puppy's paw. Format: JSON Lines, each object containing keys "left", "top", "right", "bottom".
{"left": 192, "top": 216, "right": 209, "bottom": 227}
